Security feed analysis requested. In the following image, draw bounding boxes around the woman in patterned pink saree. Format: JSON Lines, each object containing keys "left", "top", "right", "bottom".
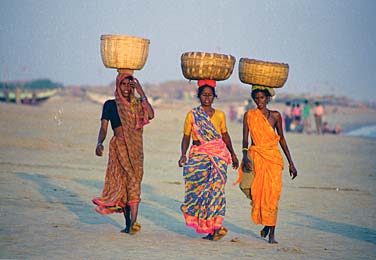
{"left": 178, "top": 80, "right": 239, "bottom": 241}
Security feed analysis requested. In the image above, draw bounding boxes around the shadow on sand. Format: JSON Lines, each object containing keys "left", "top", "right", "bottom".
{"left": 77, "top": 179, "right": 195, "bottom": 237}
{"left": 16, "top": 172, "right": 122, "bottom": 229}
{"left": 141, "top": 183, "right": 257, "bottom": 238}
{"left": 77, "top": 179, "right": 255, "bottom": 238}
{"left": 291, "top": 212, "right": 376, "bottom": 245}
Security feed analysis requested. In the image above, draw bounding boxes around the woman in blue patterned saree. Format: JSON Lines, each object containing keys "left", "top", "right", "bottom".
{"left": 178, "top": 79, "right": 239, "bottom": 240}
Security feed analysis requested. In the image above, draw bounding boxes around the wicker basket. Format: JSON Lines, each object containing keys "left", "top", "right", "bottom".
{"left": 181, "top": 52, "right": 236, "bottom": 81}
{"left": 239, "top": 58, "right": 289, "bottom": 88}
{"left": 100, "top": 34, "right": 150, "bottom": 70}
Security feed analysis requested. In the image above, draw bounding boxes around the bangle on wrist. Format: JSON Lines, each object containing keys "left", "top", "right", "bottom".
{"left": 242, "top": 148, "right": 248, "bottom": 151}
{"left": 142, "top": 96, "right": 147, "bottom": 101}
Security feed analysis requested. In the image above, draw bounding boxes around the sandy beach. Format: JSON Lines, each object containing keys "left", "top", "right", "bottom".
{"left": 1, "top": 94, "right": 376, "bottom": 260}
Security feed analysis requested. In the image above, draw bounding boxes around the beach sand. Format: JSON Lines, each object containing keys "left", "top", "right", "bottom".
{"left": 1, "top": 95, "right": 375, "bottom": 259}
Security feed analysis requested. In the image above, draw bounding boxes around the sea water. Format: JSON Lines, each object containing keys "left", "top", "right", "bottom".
{"left": 345, "top": 124, "right": 376, "bottom": 139}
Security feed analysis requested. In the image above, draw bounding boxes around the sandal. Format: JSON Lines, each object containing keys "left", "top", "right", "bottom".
{"left": 129, "top": 222, "right": 141, "bottom": 235}
{"left": 212, "top": 226, "right": 228, "bottom": 241}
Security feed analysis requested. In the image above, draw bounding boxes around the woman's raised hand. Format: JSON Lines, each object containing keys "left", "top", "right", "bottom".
{"left": 132, "top": 77, "right": 144, "bottom": 96}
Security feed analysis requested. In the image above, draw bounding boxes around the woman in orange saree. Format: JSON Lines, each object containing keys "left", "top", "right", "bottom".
{"left": 240, "top": 85, "right": 297, "bottom": 243}
{"left": 92, "top": 72, "right": 154, "bottom": 235}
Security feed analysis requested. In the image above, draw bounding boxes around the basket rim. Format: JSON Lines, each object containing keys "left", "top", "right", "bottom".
{"left": 239, "top": 57, "right": 289, "bottom": 67}
{"left": 181, "top": 51, "right": 235, "bottom": 60}
{"left": 100, "top": 34, "right": 150, "bottom": 43}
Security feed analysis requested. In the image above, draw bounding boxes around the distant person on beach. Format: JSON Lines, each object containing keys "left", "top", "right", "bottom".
{"left": 15, "top": 87, "right": 21, "bottom": 104}
{"left": 290, "top": 103, "right": 303, "bottom": 133}
{"left": 92, "top": 73, "right": 154, "bottom": 235}
{"left": 322, "top": 122, "right": 342, "bottom": 135}
{"left": 283, "top": 101, "right": 292, "bottom": 132}
{"left": 302, "top": 99, "right": 312, "bottom": 134}
{"left": 31, "top": 92, "right": 37, "bottom": 105}
{"left": 314, "top": 101, "right": 325, "bottom": 135}
{"left": 3, "top": 85, "right": 10, "bottom": 103}
{"left": 236, "top": 103, "right": 246, "bottom": 123}
{"left": 178, "top": 79, "right": 239, "bottom": 241}
{"left": 293, "top": 103, "right": 301, "bottom": 124}
{"left": 238, "top": 85, "right": 297, "bottom": 244}
{"left": 23, "top": 95, "right": 30, "bottom": 104}
{"left": 229, "top": 104, "right": 236, "bottom": 122}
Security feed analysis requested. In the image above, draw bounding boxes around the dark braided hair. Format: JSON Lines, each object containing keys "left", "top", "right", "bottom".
{"left": 251, "top": 88, "right": 271, "bottom": 100}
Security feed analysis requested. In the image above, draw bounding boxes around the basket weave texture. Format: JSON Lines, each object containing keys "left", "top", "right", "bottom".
{"left": 100, "top": 35, "right": 150, "bottom": 70}
{"left": 181, "top": 52, "right": 235, "bottom": 81}
{"left": 239, "top": 58, "right": 289, "bottom": 88}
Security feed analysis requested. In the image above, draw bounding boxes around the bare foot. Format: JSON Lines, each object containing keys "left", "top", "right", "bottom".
{"left": 268, "top": 226, "right": 278, "bottom": 244}
{"left": 260, "top": 226, "right": 270, "bottom": 238}
{"left": 121, "top": 206, "right": 131, "bottom": 233}
{"left": 120, "top": 226, "right": 130, "bottom": 233}
{"left": 202, "top": 233, "right": 214, "bottom": 240}
{"left": 268, "top": 238, "right": 278, "bottom": 244}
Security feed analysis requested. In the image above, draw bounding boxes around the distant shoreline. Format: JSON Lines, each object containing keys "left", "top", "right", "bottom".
{"left": 344, "top": 124, "right": 376, "bottom": 139}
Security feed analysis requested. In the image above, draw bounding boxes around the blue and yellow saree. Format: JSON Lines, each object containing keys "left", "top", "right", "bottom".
{"left": 181, "top": 106, "right": 231, "bottom": 234}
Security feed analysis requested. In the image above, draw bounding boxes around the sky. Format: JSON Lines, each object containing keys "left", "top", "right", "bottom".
{"left": 1, "top": 0, "right": 376, "bottom": 101}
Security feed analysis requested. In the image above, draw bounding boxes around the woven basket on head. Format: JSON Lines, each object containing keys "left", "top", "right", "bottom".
{"left": 100, "top": 35, "right": 150, "bottom": 70}
{"left": 181, "top": 52, "right": 236, "bottom": 81}
{"left": 239, "top": 58, "right": 289, "bottom": 88}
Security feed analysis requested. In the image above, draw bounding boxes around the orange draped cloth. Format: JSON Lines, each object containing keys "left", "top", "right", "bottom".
{"left": 247, "top": 109, "right": 284, "bottom": 226}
